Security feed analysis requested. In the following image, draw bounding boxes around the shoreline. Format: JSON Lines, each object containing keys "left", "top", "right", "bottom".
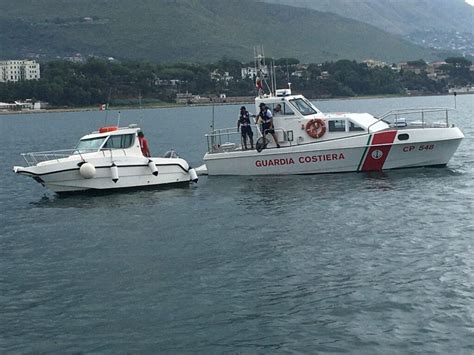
{"left": 0, "top": 92, "right": 465, "bottom": 116}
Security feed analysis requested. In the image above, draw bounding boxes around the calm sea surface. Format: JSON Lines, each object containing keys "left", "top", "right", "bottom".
{"left": 1, "top": 95, "right": 473, "bottom": 353}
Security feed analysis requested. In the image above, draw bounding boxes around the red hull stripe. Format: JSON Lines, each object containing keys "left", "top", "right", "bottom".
{"left": 361, "top": 130, "right": 397, "bottom": 171}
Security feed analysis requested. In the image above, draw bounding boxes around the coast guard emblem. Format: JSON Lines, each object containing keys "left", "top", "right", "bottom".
{"left": 371, "top": 149, "right": 383, "bottom": 160}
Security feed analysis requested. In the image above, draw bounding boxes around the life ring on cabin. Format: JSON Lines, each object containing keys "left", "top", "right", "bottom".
{"left": 99, "top": 126, "right": 118, "bottom": 133}
{"left": 305, "top": 119, "right": 326, "bottom": 139}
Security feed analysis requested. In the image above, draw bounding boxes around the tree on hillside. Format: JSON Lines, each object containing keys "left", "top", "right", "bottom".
{"left": 445, "top": 57, "right": 471, "bottom": 67}
{"left": 211, "top": 57, "right": 242, "bottom": 79}
{"left": 274, "top": 58, "right": 300, "bottom": 66}
{"left": 407, "top": 59, "right": 427, "bottom": 68}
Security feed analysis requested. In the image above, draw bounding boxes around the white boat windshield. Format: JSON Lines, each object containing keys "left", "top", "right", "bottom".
{"left": 289, "top": 98, "right": 317, "bottom": 116}
{"left": 75, "top": 137, "right": 107, "bottom": 153}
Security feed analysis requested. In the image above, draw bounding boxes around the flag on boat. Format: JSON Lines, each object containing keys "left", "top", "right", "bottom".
{"left": 255, "top": 77, "right": 263, "bottom": 90}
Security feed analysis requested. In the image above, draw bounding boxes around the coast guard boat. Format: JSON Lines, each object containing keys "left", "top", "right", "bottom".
{"left": 201, "top": 88, "right": 464, "bottom": 175}
{"left": 199, "top": 47, "right": 465, "bottom": 176}
{"left": 13, "top": 125, "right": 198, "bottom": 193}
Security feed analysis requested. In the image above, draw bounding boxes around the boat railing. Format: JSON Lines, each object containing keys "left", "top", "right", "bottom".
{"left": 369, "top": 107, "right": 455, "bottom": 132}
{"left": 21, "top": 148, "right": 130, "bottom": 166}
{"left": 205, "top": 125, "right": 262, "bottom": 153}
{"left": 21, "top": 149, "right": 91, "bottom": 166}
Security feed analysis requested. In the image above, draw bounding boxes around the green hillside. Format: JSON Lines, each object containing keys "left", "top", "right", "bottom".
{"left": 0, "top": 0, "right": 440, "bottom": 63}
{"left": 264, "top": 0, "right": 474, "bottom": 35}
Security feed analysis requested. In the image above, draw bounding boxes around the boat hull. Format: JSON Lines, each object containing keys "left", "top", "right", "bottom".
{"left": 14, "top": 157, "right": 192, "bottom": 193}
{"left": 203, "top": 128, "right": 464, "bottom": 175}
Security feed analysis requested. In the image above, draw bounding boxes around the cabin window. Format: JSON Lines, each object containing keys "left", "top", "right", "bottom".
{"left": 289, "top": 98, "right": 317, "bottom": 116}
{"left": 328, "top": 120, "right": 346, "bottom": 132}
{"left": 75, "top": 137, "right": 107, "bottom": 153}
{"left": 103, "top": 134, "right": 135, "bottom": 149}
{"left": 270, "top": 102, "right": 294, "bottom": 116}
{"left": 349, "top": 122, "right": 364, "bottom": 131}
{"left": 398, "top": 133, "right": 410, "bottom": 141}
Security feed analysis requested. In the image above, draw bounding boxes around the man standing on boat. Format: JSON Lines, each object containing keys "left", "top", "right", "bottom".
{"left": 237, "top": 106, "right": 254, "bottom": 150}
{"left": 258, "top": 103, "right": 280, "bottom": 148}
{"left": 138, "top": 131, "right": 151, "bottom": 157}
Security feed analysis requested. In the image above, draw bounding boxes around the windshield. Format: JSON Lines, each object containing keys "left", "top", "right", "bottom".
{"left": 102, "top": 134, "right": 135, "bottom": 149}
{"left": 289, "top": 98, "right": 317, "bottom": 116}
{"left": 74, "top": 137, "right": 106, "bottom": 153}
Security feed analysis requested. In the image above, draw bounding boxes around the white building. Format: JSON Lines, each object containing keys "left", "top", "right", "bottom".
{"left": 363, "top": 59, "right": 387, "bottom": 68}
{"left": 241, "top": 66, "right": 268, "bottom": 79}
{"left": 211, "top": 69, "right": 233, "bottom": 82}
{"left": 0, "top": 60, "right": 41, "bottom": 83}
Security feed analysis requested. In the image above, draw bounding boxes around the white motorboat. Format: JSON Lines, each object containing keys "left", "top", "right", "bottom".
{"left": 13, "top": 125, "right": 198, "bottom": 193}
{"left": 201, "top": 88, "right": 464, "bottom": 175}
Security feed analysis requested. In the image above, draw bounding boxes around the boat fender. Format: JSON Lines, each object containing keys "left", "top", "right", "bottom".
{"left": 110, "top": 163, "right": 119, "bottom": 183}
{"left": 189, "top": 168, "right": 198, "bottom": 183}
{"left": 148, "top": 159, "right": 158, "bottom": 176}
{"left": 306, "top": 119, "right": 326, "bottom": 139}
{"left": 79, "top": 162, "right": 96, "bottom": 179}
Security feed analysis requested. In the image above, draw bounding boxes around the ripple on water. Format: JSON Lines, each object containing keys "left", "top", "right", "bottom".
{"left": 1, "top": 95, "right": 473, "bottom": 353}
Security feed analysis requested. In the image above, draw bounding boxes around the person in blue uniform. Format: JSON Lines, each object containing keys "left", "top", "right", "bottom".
{"left": 258, "top": 102, "right": 280, "bottom": 148}
{"left": 237, "top": 106, "right": 254, "bottom": 150}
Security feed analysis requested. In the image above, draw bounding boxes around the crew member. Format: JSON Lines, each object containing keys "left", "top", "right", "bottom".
{"left": 138, "top": 131, "right": 151, "bottom": 157}
{"left": 258, "top": 102, "right": 280, "bottom": 148}
{"left": 237, "top": 106, "right": 254, "bottom": 150}
{"left": 273, "top": 104, "right": 282, "bottom": 116}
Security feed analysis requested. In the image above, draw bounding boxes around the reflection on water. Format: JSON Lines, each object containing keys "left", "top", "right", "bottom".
{"left": 29, "top": 183, "right": 195, "bottom": 208}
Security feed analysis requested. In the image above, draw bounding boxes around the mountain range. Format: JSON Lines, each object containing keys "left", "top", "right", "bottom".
{"left": 0, "top": 0, "right": 460, "bottom": 63}
{"left": 263, "top": 0, "right": 473, "bottom": 35}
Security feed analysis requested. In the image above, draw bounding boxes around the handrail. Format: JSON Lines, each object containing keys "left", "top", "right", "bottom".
{"left": 369, "top": 107, "right": 454, "bottom": 132}
{"left": 205, "top": 124, "right": 260, "bottom": 136}
{"left": 377, "top": 107, "right": 454, "bottom": 120}
{"left": 20, "top": 148, "right": 131, "bottom": 166}
{"left": 205, "top": 124, "right": 287, "bottom": 153}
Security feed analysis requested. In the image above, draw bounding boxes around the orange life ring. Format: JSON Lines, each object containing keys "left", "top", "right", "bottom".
{"left": 305, "top": 119, "right": 326, "bottom": 139}
{"left": 99, "top": 126, "right": 118, "bottom": 133}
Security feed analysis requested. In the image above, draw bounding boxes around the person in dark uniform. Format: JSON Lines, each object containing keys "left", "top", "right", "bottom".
{"left": 257, "top": 102, "right": 280, "bottom": 148}
{"left": 237, "top": 106, "right": 254, "bottom": 150}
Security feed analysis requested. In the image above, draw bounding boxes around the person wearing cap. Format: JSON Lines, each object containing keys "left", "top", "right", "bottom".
{"left": 257, "top": 102, "right": 280, "bottom": 148}
{"left": 138, "top": 131, "right": 151, "bottom": 157}
{"left": 237, "top": 106, "right": 254, "bottom": 150}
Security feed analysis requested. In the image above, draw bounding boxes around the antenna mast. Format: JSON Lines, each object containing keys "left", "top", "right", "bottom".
{"left": 104, "top": 87, "right": 112, "bottom": 126}
{"left": 254, "top": 45, "right": 272, "bottom": 96}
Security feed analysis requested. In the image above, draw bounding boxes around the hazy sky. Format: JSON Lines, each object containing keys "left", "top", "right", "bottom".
{"left": 466, "top": 0, "right": 474, "bottom": 5}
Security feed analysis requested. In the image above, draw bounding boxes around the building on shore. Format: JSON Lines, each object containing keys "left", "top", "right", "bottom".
{"left": 0, "top": 60, "right": 40, "bottom": 83}
{"left": 448, "top": 86, "right": 474, "bottom": 94}
{"left": 363, "top": 59, "right": 388, "bottom": 68}
{"left": 241, "top": 65, "right": 268, "bottom": 79}
{"left": 0, "top": 99, "right": 48, "bottom": 112}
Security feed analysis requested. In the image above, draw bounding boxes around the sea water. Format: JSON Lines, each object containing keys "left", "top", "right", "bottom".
{"left": 0, "top": 95, "right": 473, "bottom": 353}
